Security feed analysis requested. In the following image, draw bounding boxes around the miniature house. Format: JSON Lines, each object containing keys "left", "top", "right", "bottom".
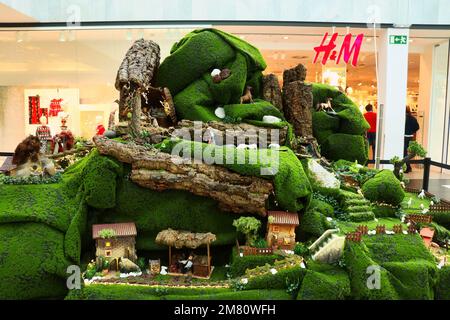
{"left": 419, "top": 227, "right": 435, "bottom": 247}
{"left": 92, "top": 222, "right": 138, "bottom": 263}
{"left": 266, "top": 211, "right": 299, "bottom": 250}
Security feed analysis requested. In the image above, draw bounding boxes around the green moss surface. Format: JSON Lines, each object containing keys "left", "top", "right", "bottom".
{"left": 158, "top": 139, "right": 312, "bottom": 212}
{"left": 322, "top": 133, "right": 368, "bottom": 165}
{"left": 362, "top": 170, "right": 405, "bottom": 206}
{"left": 344, "top": 234, "right": 438, "bottom": 300}
{"left": 311, "top": 83, "right": 369, "bottom": 164}
{"left": 436, "top": 266, "right": 450, "bottom": 300}
{"left": 66, "top": 284, "right": 290, "bottom": 300}
{"left": 229, "top": 247, "right": 282, "bottom": 277}
{"left": 297, "top": 262, "right": 350, "bottom": 300}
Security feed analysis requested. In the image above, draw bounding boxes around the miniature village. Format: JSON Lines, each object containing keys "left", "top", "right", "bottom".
{"left": 0, "top": 28, "right": 449, "bottom": 300}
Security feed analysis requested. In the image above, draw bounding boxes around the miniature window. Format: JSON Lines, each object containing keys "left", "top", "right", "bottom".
{"left": 105, "top": 241, "right": 111, "bottom": 247}
{"left": 273, "top": 226, "right": 279, "bottom": 232}
{"left": 105, "top": 250, "right": 111, "bottom": 257}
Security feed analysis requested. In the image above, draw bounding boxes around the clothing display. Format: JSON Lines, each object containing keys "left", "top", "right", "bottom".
{"left": 49, "top": 98, "right": 63, "bottom": 117}
{"left": 35, "top": 125, "right": 52, "bottom": 154}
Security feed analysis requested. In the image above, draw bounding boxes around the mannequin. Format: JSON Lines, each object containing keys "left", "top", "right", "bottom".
{"left": 35, "top": 115, "right": 52, "bottom": 154}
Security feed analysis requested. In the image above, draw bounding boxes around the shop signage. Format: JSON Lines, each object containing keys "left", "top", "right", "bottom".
{"left": 389, "top": 35, "right": 408, "bottom": 45}
{"left": 313, "top": 32, "right": 364, "bottom": 67}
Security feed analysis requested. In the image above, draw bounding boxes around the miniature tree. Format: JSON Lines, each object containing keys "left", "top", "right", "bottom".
{"left": 391, "top": 141, "right": 427, "bottom": 179}
{"left": 98, "top": 228, "right": 116, "bottom": 239}
{"left": 233, "top": 217, "right": 261, "bottom": 246}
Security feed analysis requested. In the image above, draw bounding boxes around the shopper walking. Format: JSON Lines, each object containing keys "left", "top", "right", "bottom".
{"left": 363, "top": 104, "right": 377, "bottom": 160}
{"left": 404, "top": 106, "right": 420, "bottom": 173}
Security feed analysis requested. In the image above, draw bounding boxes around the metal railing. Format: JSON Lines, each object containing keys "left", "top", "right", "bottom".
{"left": 367, "top": 157, "right": 450, "bottom": 191}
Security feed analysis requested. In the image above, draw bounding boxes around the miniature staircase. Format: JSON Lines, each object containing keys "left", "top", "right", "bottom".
{"left": 340, "top": 190, "right": 375, "bottom": 222}
{"left": 308, "top": 229, "right": 345, "bottom": 264}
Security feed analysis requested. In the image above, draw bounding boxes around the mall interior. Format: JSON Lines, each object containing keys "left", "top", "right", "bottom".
{"left": 1, "top": 0, "right": 450, "bottom": 196}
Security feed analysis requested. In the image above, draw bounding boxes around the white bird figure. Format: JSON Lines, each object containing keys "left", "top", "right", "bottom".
{"left": 402, "top": 230, "right": 408, "bottom": 235}
{"left": 357, "top": 188, "right": 364, "bottom": 196}
{"left": 420, "top": 203, "right": 425, "bottom": 210}
{"left": 160, "top": 266, "right": 168, "bottom": 275}
{"left": 418, "top": 189, "right": 426, "bottom": 199}
{"left": 326, "top": 217, "right": 333, "bottom": 222}
{"left": 270, "top": 268, "right": 278, "bottom": 275}
{"left": 374, "top": 218, "right": 379, "bottom": 222}
{"left": 400, "top": 181, "right": 406, "bottom": 189}
{"left": 437, "top": 258, "right": 446, "bottom": 269}
{"left": 407, "top": 197, "right": 412, "bottom": 208}
{"left": 430, "top": 200, "right": 434, "bottom": 206}
{"left": 422, "top": 208, "right": 429, "bottom": 214}
{"left": 300, "top": 262, "right": 306, "bottom": 269}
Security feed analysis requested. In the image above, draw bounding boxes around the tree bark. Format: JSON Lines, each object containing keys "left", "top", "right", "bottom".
{"left": 262, "top": 74, "right": 283, "bottom": 111}
{"left": 94, "top": 136, "right": 273, "bottom": 216}
{"left": 282, "top": 80, "right": 313, "bottom": 138}
{"left": 175, "top": 120, "right": 288, "bottom": 146}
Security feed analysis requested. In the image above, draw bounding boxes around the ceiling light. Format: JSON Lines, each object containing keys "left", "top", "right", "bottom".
{"left": 409, "top": 39, "right": 414, "bottom": 43}
{"left": 366, "top": 37, "right": 372, "bottom": 42}
{"left": 283, "top": 36, "right": 289, "bottom": 40}
{"left": 358, "top": 82, "right": 362, "bottom": 86}
{"left": 239, "top": 35, "right": 246, "bottom": 39}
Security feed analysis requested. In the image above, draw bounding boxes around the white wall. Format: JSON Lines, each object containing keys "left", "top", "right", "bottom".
{"left": 417, "top": 46, "right": 433, "bottom": 149}
{"left": 0, "top": 86, "right": 26, "bottom": 152}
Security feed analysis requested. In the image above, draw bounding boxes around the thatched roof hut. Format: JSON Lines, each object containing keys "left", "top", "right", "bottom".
{"left": 155, "top": 228, "right": 216, "bottom": 249}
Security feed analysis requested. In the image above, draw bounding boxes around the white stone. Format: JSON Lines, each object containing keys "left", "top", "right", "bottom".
{"left": 268, "top": 143, "right": 280, "bottom": 149}
{"left": 211, "top": 68, "right": 221, "bottom": 77}
{"left": 262, "top": 115, "right": 282, "bottom": 123}
{"left": 326, "top": 217, "right": 333, "bottom": 221}
{"left": 402, "top": 230, "right": 408, "bottom": 235}
{"left": 214, "top": 107, "right": 225, "bottom": 119}
{"left": 270, "top": 268, "right": 278, "bottom": 275}
{"left": 307, "top": 159, "right": 340, "bottom": 189}
{"left": 241, "top": 278, "right": 248, "bottom": 284}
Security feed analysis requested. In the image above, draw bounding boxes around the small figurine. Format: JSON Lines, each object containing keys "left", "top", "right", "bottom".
{"left": 35, "top": 116, "right": 52, "bottom": 154}
{"left": 95, "top": 115, "right": 106, "bottom": 136}
{"left": 240, "top": 86, "right": 253, "bottom": 104}
{"left": 178, "top": 255, "right": 194, "bottom": 274}
{"left": 418, "top": 189, "right": 426, "bottom": 199}
{"left": 316, "top": 98, "right": 337, "bottom": 115}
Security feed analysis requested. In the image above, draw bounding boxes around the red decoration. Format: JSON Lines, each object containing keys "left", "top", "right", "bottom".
{"left": 96, "top": 124, "right": 106, "bottom": 136}
{"left": 28, "top": 95, "right": 48, "bottom": 124}
{"left": 313, "top": 32, "right": 364, "bottom": 67}
{"left": 49, "top": 98, "right": 63, "bottom": 117}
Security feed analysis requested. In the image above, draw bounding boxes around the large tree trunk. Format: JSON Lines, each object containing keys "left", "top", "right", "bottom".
{"left": 262, "top": 74, "right": 283, "bottom": 111}
{"left": 282, "top": 80, "right": 313, "bottom": 138}
{"left": 94, "top": 136, "right": 273, "bottom": 216}
{"left": 130, "top": 89, "right": 142, "bottom": 137}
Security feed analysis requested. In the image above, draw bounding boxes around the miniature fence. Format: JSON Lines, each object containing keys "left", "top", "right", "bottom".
{"left": 405, "top": 214, "right": 433, "bottom": 224}
{"left": 346, "top": 232, "right": 362, "bottom": 242}
{"left": 236, "top": 240, "right": 273, "bottom": 256}
{"left": 405, "top": 187, "right": 450, "bottom": 212}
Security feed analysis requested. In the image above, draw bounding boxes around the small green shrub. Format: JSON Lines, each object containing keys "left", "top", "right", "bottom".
{"left": 362, "top": 170, "right": 405, "bottom": 206}
{"left": 98, "top": 229, "right": 116, "bottom": 239}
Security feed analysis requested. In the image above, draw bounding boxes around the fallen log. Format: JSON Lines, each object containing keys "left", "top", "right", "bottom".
{"left": 175, "top": 120, "right": 287, "bottom": 146}
{"left": 94, "top": 136, "right": 273, "bottom": 216}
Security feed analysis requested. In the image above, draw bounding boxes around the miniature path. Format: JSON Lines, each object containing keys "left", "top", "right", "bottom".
{"left": 87, "top": 279, "right": 230, "bottom": 289}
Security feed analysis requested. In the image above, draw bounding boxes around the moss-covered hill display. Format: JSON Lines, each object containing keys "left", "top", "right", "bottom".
{"left": 311, "top": 83, "right": 370, "bottom": 164}
{"left": 1, "top": 28, "right": 448, "bottom": 301}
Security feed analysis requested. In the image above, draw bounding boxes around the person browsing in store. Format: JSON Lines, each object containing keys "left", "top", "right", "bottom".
{"left": 363, "top": 104, "right": 377, "bottom": 160}
{"left": 404, "top": 106, "right": 420, "bottom": 173}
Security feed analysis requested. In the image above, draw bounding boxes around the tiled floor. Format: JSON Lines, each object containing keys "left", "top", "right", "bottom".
{"left": 404, "top": 164, "right": 450, "bottom": 200}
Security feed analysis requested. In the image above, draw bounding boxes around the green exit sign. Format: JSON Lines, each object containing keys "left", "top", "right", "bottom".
{"left": 389, "top": 35, "right": 408, "bottom": 44}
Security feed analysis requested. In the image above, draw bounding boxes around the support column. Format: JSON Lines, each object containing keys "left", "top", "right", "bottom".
{"left": 377, "top": 28, "right": 410, "bottom": 164}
